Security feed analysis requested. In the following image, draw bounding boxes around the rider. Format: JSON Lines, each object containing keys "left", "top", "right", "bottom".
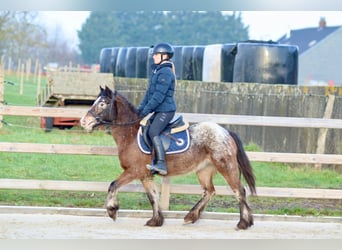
{"left": 137, "top": 42, "right": 176, "bottom": 175}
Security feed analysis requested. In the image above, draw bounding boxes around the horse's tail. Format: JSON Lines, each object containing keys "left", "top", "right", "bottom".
{"left": 229, "top": 129, "right": 257, "bottom": 195}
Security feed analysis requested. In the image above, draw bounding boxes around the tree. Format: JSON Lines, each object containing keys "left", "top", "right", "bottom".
{"left": 0, "top": 11, "right": 81, "bottom": 71}
{"left": 42, "top": 25, "right": 81, "bottom": 67}
{"left": 78, "top": 11, "right": 122, "bottom": 64}
{"left": 78, "top": 11, "right": 249, "bottom": 64}
{"left": 0, "top": 11, "right": 47, "bottom": 65}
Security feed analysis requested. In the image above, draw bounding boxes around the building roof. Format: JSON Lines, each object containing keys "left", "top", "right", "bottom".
{"left": 277, "top": 25, "right": 341, "bottom": 54}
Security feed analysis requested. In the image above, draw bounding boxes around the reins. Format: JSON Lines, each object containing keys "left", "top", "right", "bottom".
{"left": 110, "top": 118, "right": 142, "bottom": 127}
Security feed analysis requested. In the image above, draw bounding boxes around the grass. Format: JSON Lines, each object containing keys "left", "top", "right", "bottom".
{"left": 0, "top": 74, "right": 341, "bottom": 216}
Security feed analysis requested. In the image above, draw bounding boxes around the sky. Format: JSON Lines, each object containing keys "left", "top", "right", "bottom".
{"left": 241, "top": 11, "right": 342, "bottom": 40}
{"left": 37, "top": 11, "right": 342, "bottom": 49}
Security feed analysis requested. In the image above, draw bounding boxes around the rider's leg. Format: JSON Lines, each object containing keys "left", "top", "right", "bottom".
{"left": 146, "top": 112, "right": 174, "bottom": 175}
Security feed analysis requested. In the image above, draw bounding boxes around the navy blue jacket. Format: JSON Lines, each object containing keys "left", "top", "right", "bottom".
{"left": 138, "top": 62, "right": 176, "bottom": 116}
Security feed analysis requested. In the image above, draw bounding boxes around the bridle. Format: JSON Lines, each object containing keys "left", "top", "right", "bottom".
{"left": 87, "top": 91, "right": 140, "bottom": 127}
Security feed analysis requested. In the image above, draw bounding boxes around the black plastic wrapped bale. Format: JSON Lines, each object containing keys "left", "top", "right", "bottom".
{"left": 111, "top": 47, "right": 120, "bottom": 76}
{"left": 221, "top": 44, "right": 237, "bottom": 83}
{"left": 136, "top": 47, "right": 149, "bottom": 78}
{"left": 181, "top": 46, "right": 195, "bottom": 80}
{"left": 125, "top": 47, "right": 137, "bottom": 78}
{"left": 192, "top": 46, "right": 205, "bottom": 81}
{"left": 146, "top": 47, "right": 154, "bottom": 79}
{"left": 172, "top": 46, "right": 183, "bottom": 80}
{"left": 233, "top": 42, "right": 299, "bottom": 84}
{"left": 99, "top": 48, "right": 113, "bottom": 73}
{"left": 115, "top": 47, "right": 128, "bottom": 77}
{"left": 202, "top": 44, "right": 222, "bottom": 82}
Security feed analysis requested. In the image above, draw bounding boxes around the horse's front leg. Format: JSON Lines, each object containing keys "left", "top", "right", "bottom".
{"left": 106, "top": 171, "right": 135, "bottom": 221}
{"left": 141, "top": 177, "right": 164, "bottom": 227}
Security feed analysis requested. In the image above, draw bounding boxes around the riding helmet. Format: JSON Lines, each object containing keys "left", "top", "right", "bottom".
{"left": 152, "top": 42, "right": 174, "bottom": 58}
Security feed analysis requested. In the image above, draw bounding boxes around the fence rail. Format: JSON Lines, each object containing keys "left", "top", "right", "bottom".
{"left": 0, "top": 179, "right": 341, "bottom": 200}
{"left": 1, "top": 105, "right": 342, "bottom": 129}
{"left": 0, "top": 142, "right": 341, "bottom": 164}
{"left": 0, "top": 106, "right": 341, "bottom": 209}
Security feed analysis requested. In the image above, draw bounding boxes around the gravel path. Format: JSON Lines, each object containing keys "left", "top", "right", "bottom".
{"left": 0, "top": 206, "right": 341, "bottom": 239}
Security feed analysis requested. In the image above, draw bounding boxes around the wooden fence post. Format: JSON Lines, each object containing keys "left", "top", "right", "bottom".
{"left": 33, "top": 59, "right": 39, "bottom": 84}
{"left": 160, "top": 177, "right": 171, "bottom": 210}
{"left": 315, "top": 94, "right": 336, "bottom": 170}
{"left": 20, "top": 63, "right": 24, "bottom": 95}
{"left": 0, "top": 63, "right": 3, "bottom": 128}
{"left": 26, "top": 58, "right": 31, "bottom": 80}
{"left": 16, "top": 58, "right": 21, "bottom": 77}
{"left": 37, "top": 64, "right": 42, "bottom": 96}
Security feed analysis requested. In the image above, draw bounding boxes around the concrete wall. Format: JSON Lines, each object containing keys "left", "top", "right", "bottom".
{"left": 114, "top": 77, "right": 341, "bottom": 155}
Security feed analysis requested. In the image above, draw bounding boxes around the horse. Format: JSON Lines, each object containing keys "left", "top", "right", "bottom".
{"left": 80, "top": 86, "right": 256, "bottom": 230}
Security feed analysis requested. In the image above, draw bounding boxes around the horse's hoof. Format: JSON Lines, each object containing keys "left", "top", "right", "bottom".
{"left": 183, "top": 212, "right": 199, "bottom": 224}
{"left": 236, "top": 219, "right": 249, "bottom": 230}
{"left": 107, "top": 206, "right": 118, "bottom": 221}
{"left": 183, "top": 220, "right": 194, "bottom": 225}
{"left": 145, "top": 217, "right": 164, "bottom": 227}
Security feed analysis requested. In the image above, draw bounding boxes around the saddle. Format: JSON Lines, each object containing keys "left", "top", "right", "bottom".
{"left": 137, "top": 115, "right": 190, "bottom": 155}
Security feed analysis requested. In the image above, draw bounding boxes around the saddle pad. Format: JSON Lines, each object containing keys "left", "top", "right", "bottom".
{"left": 137, "top": 128, "right": 190, "bottom": 155}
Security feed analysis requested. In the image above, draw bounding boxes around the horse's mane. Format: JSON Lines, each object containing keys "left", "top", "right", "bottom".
{"left": 114, "top": 90, "right": 139, "bottom": 115}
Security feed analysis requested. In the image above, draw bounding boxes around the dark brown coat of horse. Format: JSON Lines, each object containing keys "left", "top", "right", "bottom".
{"left": 80, "top": 86, "right": 256, "bottom": 230}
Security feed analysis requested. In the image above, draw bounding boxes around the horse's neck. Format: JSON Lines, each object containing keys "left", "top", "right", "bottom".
{"left": 111, "top": 126, "right": 139, "bottom": 150}
{"left": 112, "top": 95, "right": 140, "bottom": 148}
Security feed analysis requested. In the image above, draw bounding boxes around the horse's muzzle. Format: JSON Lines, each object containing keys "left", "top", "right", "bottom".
{"left": 80, "top": 115, "right": 96, "bottom": 132}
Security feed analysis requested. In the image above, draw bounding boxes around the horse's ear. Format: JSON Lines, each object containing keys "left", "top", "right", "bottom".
{"left": 104, "top": 85, "right": 113, "bottom": 97}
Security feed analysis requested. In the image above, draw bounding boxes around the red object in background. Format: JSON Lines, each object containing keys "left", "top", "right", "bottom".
{"left": 40, "top": 117, "right": 80, "bottom": 131}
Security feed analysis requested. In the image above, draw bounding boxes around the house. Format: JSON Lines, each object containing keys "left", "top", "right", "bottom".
{"left": 277, "top": 17, "right": 342, "bottom": 86}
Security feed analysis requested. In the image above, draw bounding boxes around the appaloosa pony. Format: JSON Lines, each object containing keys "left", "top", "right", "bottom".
{"left": 80, "top": 86, "right": 256, "bottom": 230}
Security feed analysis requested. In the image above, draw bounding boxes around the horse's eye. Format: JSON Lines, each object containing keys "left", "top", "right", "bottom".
{"left": 99, "top": 101, "right": 107, "bottom": 108}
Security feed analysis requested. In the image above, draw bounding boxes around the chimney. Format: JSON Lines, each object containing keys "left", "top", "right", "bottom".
{"left": 319, "top": 17, "right": 326, "bottom": 28}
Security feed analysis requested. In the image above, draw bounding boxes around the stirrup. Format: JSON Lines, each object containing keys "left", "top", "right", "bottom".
{"left": 146, "top": 163, "right": 167, "bottom": 175}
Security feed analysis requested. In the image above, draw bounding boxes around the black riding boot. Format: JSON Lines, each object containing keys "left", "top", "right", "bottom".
{"left": 147, "top": 136, "right": 167, "bottom": 175}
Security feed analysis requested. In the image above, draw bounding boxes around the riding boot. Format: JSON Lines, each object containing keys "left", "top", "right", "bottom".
{"left": 146, "top": 136, "right": 167, "bottom": 175}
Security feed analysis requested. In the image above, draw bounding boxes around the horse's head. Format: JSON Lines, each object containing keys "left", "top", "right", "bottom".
{"left": 80, "top": 86, "right": 116, "bottom": 132}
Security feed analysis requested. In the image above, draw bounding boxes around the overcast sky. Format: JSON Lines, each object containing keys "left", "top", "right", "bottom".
{"left": 37, "top": 11, "right": 342, "bottom": 48}
{"left": 241, "top": 11, "right": 342, "bottom": 40}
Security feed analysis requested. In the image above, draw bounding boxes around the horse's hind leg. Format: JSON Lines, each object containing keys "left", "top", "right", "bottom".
{"left": 184, "top": 164, "right": 216, "bottom": 224}
{"left": 216, "top": 160, "right": 253, "bottom": 230}
{"left": 141, "top": 177, "right": 164, "bottom": 227}
{"left": 236, "top": 185, "right": 253, "bottom": 230}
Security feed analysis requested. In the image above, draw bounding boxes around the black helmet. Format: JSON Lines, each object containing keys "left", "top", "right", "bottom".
{"left": 152, "top": 42, "right": 174, "bottom": 58}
